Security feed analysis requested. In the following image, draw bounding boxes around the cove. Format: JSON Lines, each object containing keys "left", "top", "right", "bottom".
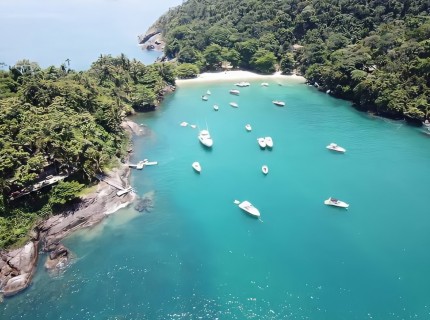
{"left": 2, "top": 78, "right": 430, "bottom": 319}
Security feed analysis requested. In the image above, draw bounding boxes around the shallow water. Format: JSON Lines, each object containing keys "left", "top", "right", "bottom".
{"left": 2, "top": 79, "right": 430, "bottom": 319}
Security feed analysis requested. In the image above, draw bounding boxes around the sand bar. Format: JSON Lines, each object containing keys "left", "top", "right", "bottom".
{"left": 176, "top": 70, "right": 306, "bottom": 86}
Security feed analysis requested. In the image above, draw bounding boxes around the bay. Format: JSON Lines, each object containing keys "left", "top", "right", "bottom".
{"left": 0, "top": 0, "right": 182, "bottom": 70}
{"left": 2, "top": 78, "right": 430, "bottom": 319}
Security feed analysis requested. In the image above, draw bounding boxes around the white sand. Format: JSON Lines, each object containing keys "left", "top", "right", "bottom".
{"left": 176, "top": 70, "right": 306, "bottom": 85}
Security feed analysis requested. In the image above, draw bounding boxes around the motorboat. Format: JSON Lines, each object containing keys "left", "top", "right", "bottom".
{"left": 326, "top": 143, "right": 346, "bottom": 153}
{"left": 324, "top": 197, "right": 349, "bottom": 208}
{"left": 142, "top": 159, "right": 158, "bottom": 166}
{"left": 257, "top": 138, "right": 266, "bottom": 148}
{"left": 230, "top": 102, "right": 238, "bottom": 108}
{"left": 198, "top": 129, "right": 213, "bottom": 147}
{"left": 206, "top": 90, "right": 211, "bottom": 95}
{"left": 190, "top": 124, "right": 197, "bottom": 129}
{"left": 201, "top": 95, "right": 209, "bottom": 101}
{"left": 238, "top": 200, "right": 260, "bottom": 218}
{"left": 245, "top": 124, "right": 252, "bottom": 132}
{"left": 235, "top": 81, "right": 250, "bottom": 87}
{"left": 230, "top": 89, "right": 240, "bottom": 95}
{"left": 423, "top": 120, "right": 430, "bottom": 127}
{"left": 264, "top": 137, "right": 273, "bottom": 148}
{"left": 180, "top": 121, "right": 188, "bottom": 127}
{"left": 192, "top": 161, "right": 201, "bottom": 173}
{"left": 261, "top": 82, "right": 269, "bottom": 87}
{"left": 213, "top": 105, "right": 219, "bottom": 111}
{"left": 262, "top": 165, "right": 269, "bottom": 175}
{"left": 272, "top": 100, "right": 285, "bottom": 107}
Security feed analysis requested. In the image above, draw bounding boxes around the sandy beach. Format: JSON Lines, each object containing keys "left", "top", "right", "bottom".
{"left": 176, "top": 70, "right": 306, "bottom": 85}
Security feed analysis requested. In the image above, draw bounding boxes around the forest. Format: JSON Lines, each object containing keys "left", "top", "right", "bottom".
{"left": 154, "top": 0, "right": 430, "bottom": 122}
{"left": 0, "top": 56, "right": 176, "bottom": 248}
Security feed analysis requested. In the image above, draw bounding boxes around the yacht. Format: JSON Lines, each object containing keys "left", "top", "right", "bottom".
{"left": 201, "top": 95, "right": 209, "bottom": 101}
{"left": 245, "top": 124, "right": 252, "bottom": 132}
{"left": 262, "top": 165, "right": 269, "bottom": 175}
{"left": 213, "top": 105, "right": 219, "bottom": 111}
{"left": 324, "top": 197, "right": 349, "bottom": 208}
{"left": 238, "top": 200, "right": 260, "bottom": 218}
{"left": 257, "top": 138, "right": 266, "bottom": 148}
{"left": 198, "top": 129, "right": 213, "bottom": 147}
{"left": 261, "top": 82, "right": 269, "bottom": 87}
{"left": 230, "top": 89, "right": 240, "bottom": 95}
{"left": 206, "top": 90, "right": 211, "bottom": 95}
{"left": 192, "top": 162, "right": 201, "bottom": 173}
{"left": 180, "top": 121, "right": 188, "bottom": 127}
{"left": 230, "top": 102, "right": 239, "bottom": 108}
{"left": 264, "top": 137, "right": 273, "bottom": 148}
{"left": 326, "top": 143, "right": 346, "bottom": 153}
{"left": 235, "top": 81, "right": 250, "bottom": 87}
{"left": 272, "top": 100, "right": 285, "bottom": 107}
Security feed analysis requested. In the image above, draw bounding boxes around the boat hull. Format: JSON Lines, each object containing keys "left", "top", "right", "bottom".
{"left": 324, "top": 199, "right": 349, "bottom": 208}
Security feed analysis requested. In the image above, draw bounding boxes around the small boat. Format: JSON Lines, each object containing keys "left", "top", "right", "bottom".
{"left": 261, "top": 82, "right": 269, "bottom": 87}
{"left": 257, "top": 138, "right": 266, "bottom": 148}
{"left": 230, "top": 102, "right": 238, "bottom": 108}
{"left": 326, "top": 143, "right": 346, "bottom": 153}
{"left": 272, "top": 100, "right": 285, "bottom": 107}
{"left": 230, "top": 89, "right": 240, "bottom": 95}
{"left": 235, "top": 81, "right": 250, "bottom": 87}
{"left": 233, "top": 200, "right": 240, "bottom": 205}
{"left": 202, "top": 95, "right": 209, "bottom": 101}
{"left": 142, "top": 159, "right": 158, "bottom": 166}
{"left": 324, "top": 197, "right": 349, "bottom": 208}
{"left": 262, "top": 165, "right": 269, "bottom": 175}
{"left": 213, "top": 105, "right": 219, "bottom": 111}
{"left": 192, "top": 161, "right": 201, "bottom": 173}
{"left": 238, "top": 200, "right": 260, "bottom": 218}
{"left": 190, "top": 124, "right": 197, "bottom": 129}
{"left": 245, "top": 124, "right": 252, "bottom": 132}
{"left": 264, "top": 137, "right": 273, "bottom": 148}
{"left": 423, "top": 120, "right": 430, "bottom": 127}
{"left": 180, "top": 121, "right": 188, "bottom": 127}
{"left": 198, "top": 129, "right": 213, "bottom": 147}
{"left": 206, "top": 90, "right": 211, "bottom": 95}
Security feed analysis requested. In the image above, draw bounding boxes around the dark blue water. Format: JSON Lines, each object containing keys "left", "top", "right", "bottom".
{"left": 2, "top": 78, "right": 430, "bottom": 319}
{"left": 0, "top": 0, "right": 181, "bottom": 70}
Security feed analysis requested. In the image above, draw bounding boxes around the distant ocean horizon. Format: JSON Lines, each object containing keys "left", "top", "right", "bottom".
{"left": 0, "top": 0, "right": 182, "bottom": 70}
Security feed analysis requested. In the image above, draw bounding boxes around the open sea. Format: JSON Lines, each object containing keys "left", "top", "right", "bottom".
{"left": 2, "top": 77, "right": 430, "bottom": 319}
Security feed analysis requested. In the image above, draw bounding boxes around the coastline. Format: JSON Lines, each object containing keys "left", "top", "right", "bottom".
{"left": 0, "top": 119, "right": 140, "bottom": 298}
{"left": 175, "top": 70, "right": 307, "bottom": 85}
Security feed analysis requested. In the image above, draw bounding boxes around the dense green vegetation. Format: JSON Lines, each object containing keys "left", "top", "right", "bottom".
{"left": 155, "top": 0, "right": 430, "bottom": 122}
{"left": 0, "top": 56, "right": 175, "bottom": 248}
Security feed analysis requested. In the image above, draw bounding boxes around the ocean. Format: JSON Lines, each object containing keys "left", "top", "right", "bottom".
{"left": 2, "top": 77, "right": 430, "bottom": 319}
{"left": 0, "top": 0, "right": 182, "bottom": 70}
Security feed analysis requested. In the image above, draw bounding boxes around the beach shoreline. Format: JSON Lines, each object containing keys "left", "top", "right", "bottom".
{"left": 175, "top": 70, "right": 307, "bottom": 85}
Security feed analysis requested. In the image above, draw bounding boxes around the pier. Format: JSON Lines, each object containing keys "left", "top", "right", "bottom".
{"left": 95, "top": 174, "right": 134, "bottom": 197}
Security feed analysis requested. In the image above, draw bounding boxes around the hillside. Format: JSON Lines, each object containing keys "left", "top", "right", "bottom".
{"left": 153, "top": 0, "right": 430, "bottom": 122}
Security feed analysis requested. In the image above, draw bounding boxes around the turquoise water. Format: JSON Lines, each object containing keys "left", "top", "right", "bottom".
{"left": 0, "top": 0, "right": 182, "bottom": 70}
{"left": 2, "top": 79, "right": 430, "bottom": 319}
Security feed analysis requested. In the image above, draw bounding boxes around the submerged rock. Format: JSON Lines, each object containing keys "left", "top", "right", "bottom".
{"left": 134, "top": 190, "right": 155, "bottom": 212}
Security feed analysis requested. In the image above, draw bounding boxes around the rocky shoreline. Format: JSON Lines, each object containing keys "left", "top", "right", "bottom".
{"left": 0, "top": 119, "right": 142, "bottom": 298}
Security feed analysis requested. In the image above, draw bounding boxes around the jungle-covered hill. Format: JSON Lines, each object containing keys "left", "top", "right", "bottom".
{"left": 0, "top": 55, "right": 176, "bottom": 248}
{"left": 153, "top": 0, "right": 430, "bottom": 122}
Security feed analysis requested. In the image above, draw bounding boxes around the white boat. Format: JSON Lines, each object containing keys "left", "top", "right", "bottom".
{"left": 230, "top": 102, "right": 238, "bottom": 108}
{"left": 230, "top": 89, "right": 240, "bottom": 95}
{"left": 192, "top": 161, "right": 201, "bottom": 173}
{"left": 180, "top": 121, "right": 188, "bottom": 127}
{"left": 245, "top": 124, "right": 252, "bottom": 132}
{"left": 213, "top": 105, "right": 219, "bottom": 111}
{"left": 264, "top": 137, "right": 273, "bottom": 148}
{"left": 238, "top": 200, "right": 260, "bottom": 218}
{"left": 206, "top": 90, "right": 211, "bottom": 95}
{"left": 262, "top": 165, "right": 269, "bottom": 175}
{"left": 326, "top": 143, "right": 346, "bottom": 153}
{"left": 261, "top": 82, "right": 269, "bottom": 87}
{"left": 235, "top": 81, "right": 250, "bottom": 87}
{"left": 190, "top": 124, "right": 197, "bottom": 129}
{"left": 324, "top": 197, "right": 349, "bottom": 208}
{"left": 143, "top": 159, "right": 158, "bottom": 166}
{"left": 198, "top": 129, "right": 213, "bottom": 147}
{"left": 272, "top": 100, "right": 285, "bottom": 107}
{"left": 257, "top": 138, "right": 266, "bottom": 148}
{"left": 202, "top": 95, "right": 208, "bottom": 101}
{"left": 423, "top": 120, "right": 430, "bottom": 127}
